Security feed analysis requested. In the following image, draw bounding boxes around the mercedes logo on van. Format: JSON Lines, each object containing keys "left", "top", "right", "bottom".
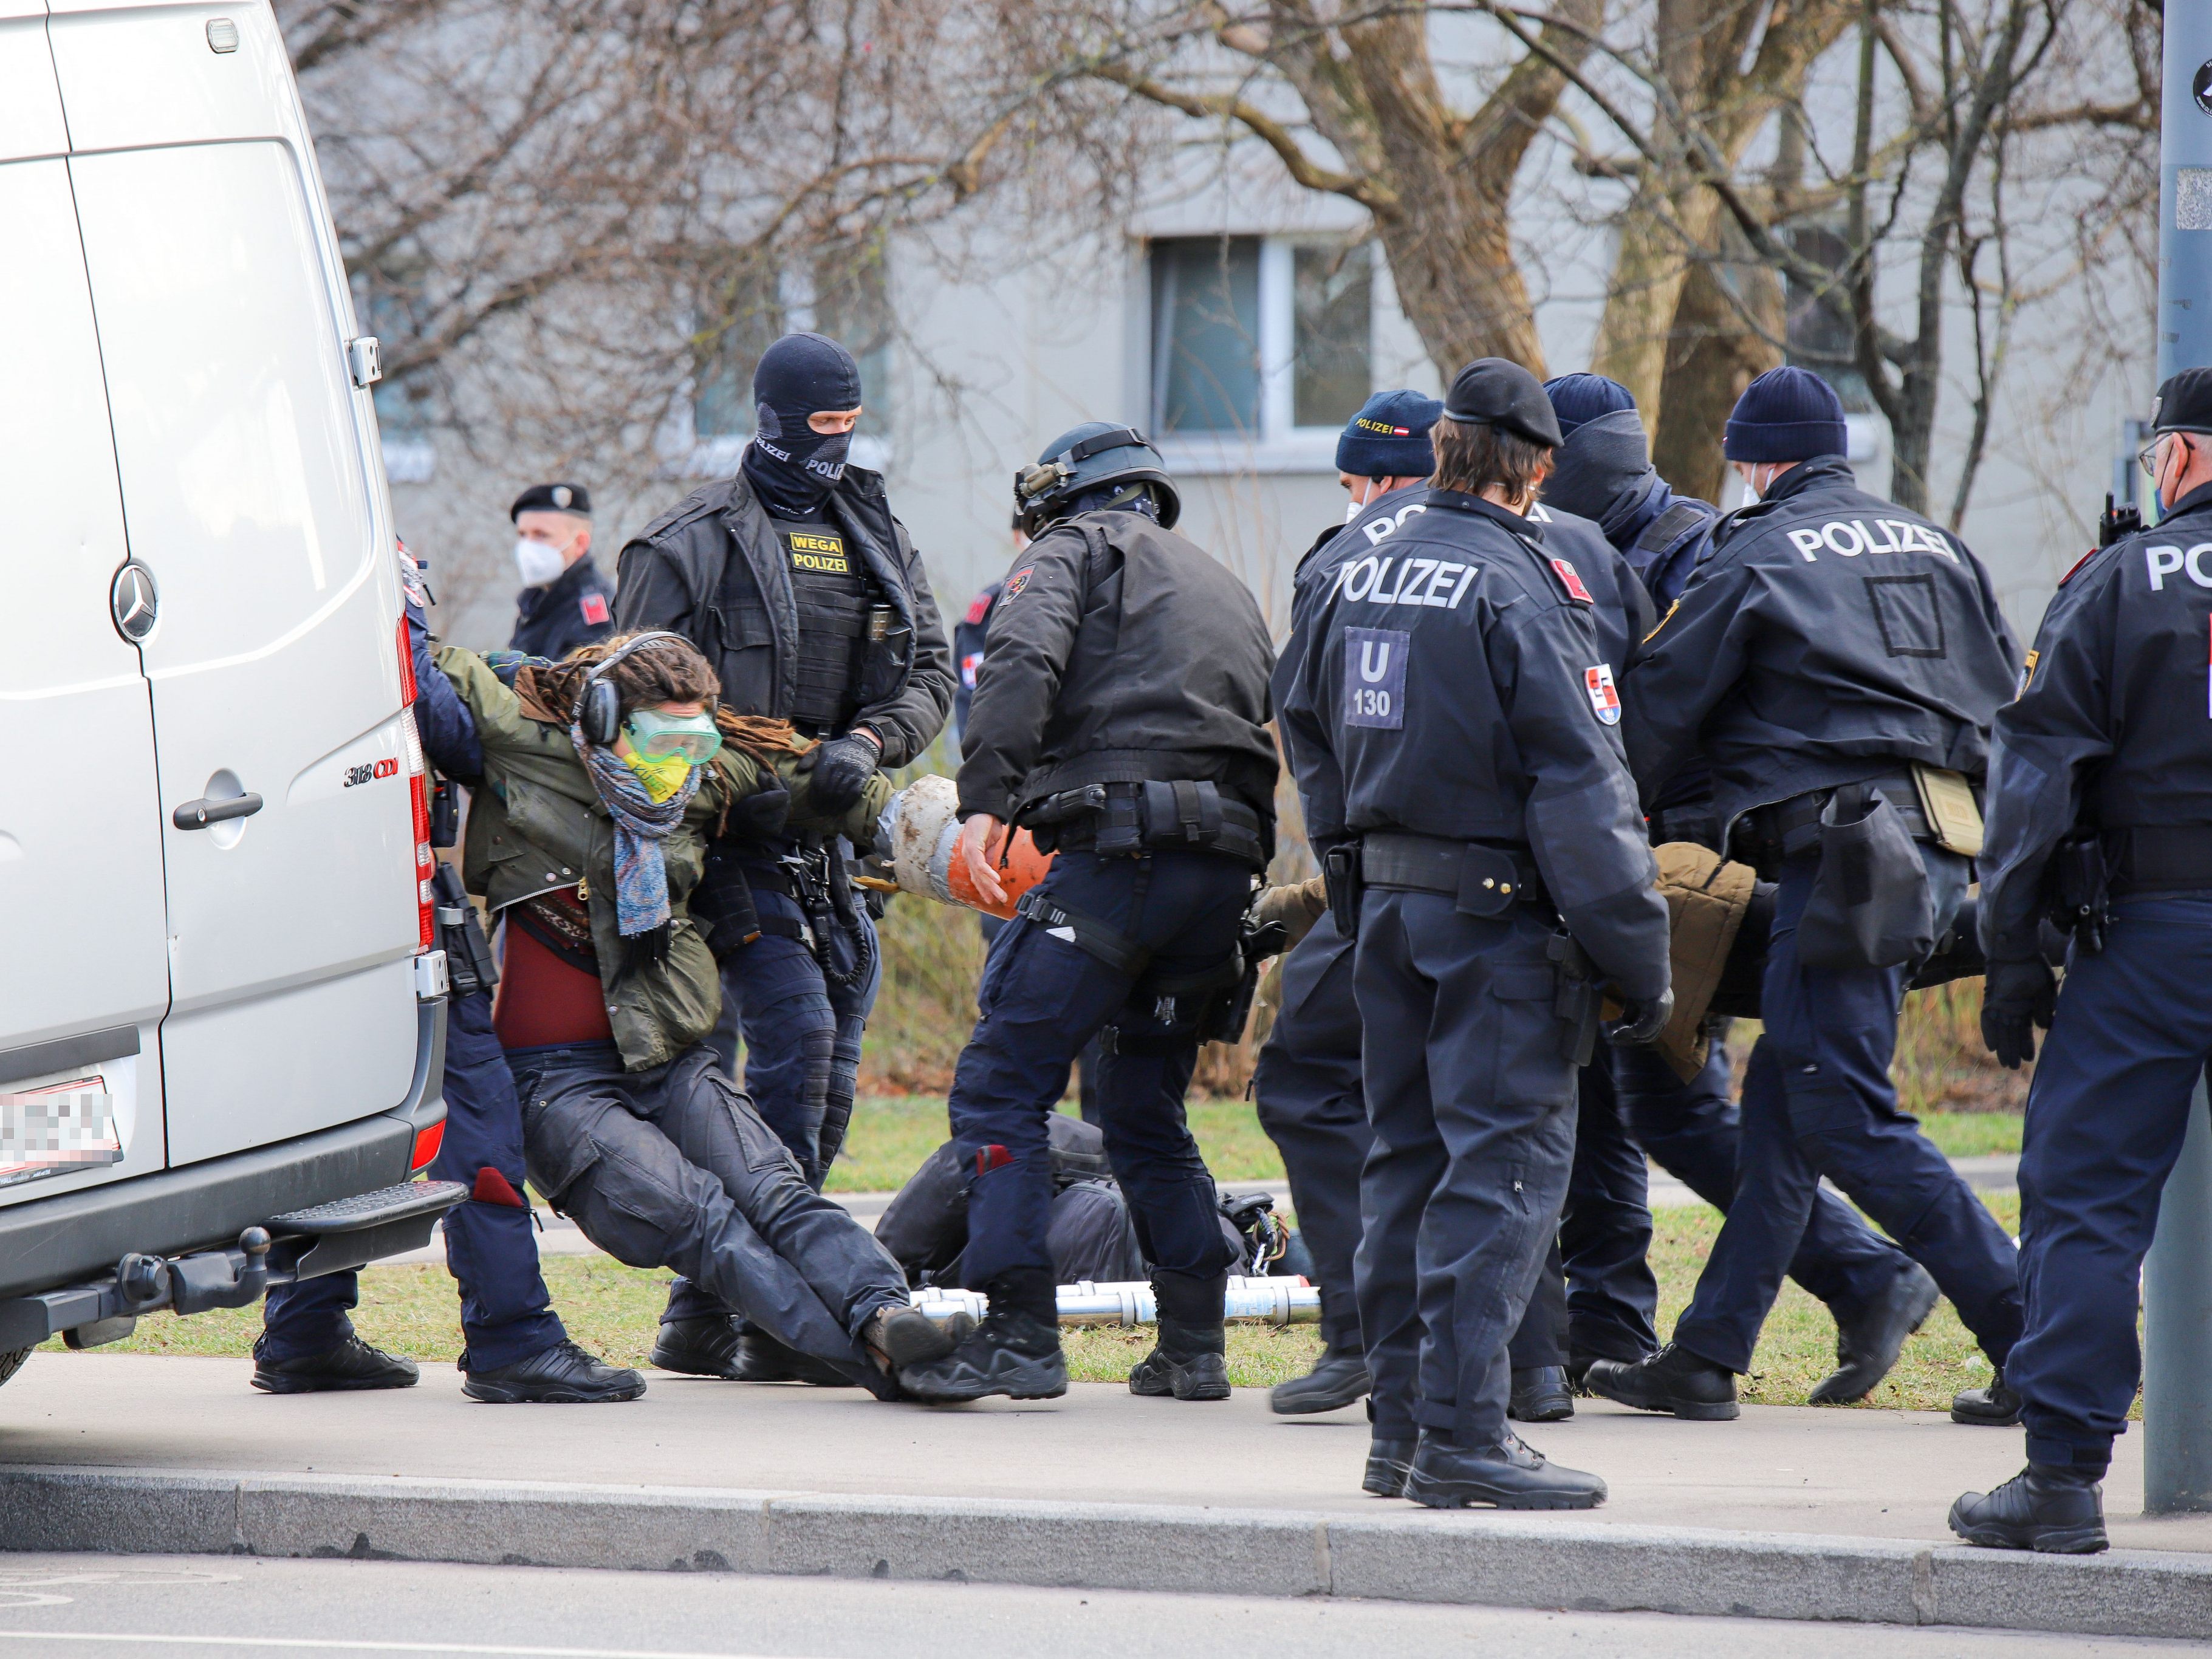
{"left": 111, "top": 561, "right": 159, "bottom": 643}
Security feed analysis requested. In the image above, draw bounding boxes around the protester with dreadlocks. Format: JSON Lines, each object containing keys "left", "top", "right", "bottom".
{"left": 432, "top": 629, "right": 957, "bottom": 1395}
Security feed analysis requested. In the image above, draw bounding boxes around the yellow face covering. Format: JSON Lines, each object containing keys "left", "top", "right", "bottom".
{"left": 623, "top": 748, "right": 692, "bottom": 804}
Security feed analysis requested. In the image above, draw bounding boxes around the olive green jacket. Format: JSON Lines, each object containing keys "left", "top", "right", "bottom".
{"left": 437, "top": 646, "right": 892, "bottom": 1071}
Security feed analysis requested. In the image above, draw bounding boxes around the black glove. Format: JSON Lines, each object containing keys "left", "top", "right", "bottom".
{"left": 1604, "top": 988, "right": 1674, "bottom": 1046}
{"left": 1981, "top": 957, "right": 2058, "bottom": 1070}
{"left": 799, "top": 729, "right": 882, "bottom": 815}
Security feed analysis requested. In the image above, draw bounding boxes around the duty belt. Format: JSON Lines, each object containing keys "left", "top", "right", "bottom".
{"left": 1024, "top": 779, "right": 1268, "bottom": 867}
{"left": 1754, "top": 769, "right": 1933, "bottom": 859}
{"left": 1359, "top": 830, "right": 1549, "bottom": 920}
{"left": 2108, "top": 825, "right": 2212, "bottom": 897}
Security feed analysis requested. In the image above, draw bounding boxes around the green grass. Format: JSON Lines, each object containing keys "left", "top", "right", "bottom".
{"left": 44, "top": 1194, "right": 2093, "bottom": 1414}
{"left": 1919, "top": 1110, "right": 2022, "bottom": 1158}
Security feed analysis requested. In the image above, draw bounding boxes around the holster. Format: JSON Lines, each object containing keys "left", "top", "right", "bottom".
{"left": 432, "top": 863, "right": 499, "bottom": 998}
{"left": 1796, "top": 782, "right": 1934, "bottom": 971}
{"left": 1322, "top": 843, "right": 1363, "bottom": 941}
{"left": 2046, "top": 830, "right": 2110, "bottom": 954}
{"left": 1020, "top": 779, "right": 1267, "bottom": 866}
{"left": 1548, "top": 931, "right": 1601, "bottom": 1067}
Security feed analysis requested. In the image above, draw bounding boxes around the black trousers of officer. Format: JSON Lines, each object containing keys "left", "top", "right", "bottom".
{"left": 510, "top": 1040, "right": 908, "bottom": 1394}
{"left": 950, "top": 849, "right": 1251, "bottom": 1293}
{"left": 2008, "top": 891, "right": 2212, "bottom": 1472}
{"left": 1252, "top": 914, "right": 1368, "bottom": 1359}
{"left": 1671, "top": 847, "right": 2021, "bottom": 1373}
{"left": 1354, "top": 889, "right": 1577, "bottom": 1448}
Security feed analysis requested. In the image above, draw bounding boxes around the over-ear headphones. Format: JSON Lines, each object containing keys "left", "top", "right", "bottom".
{"left": 578, "top": 631, "right": 694, "bottom": 748}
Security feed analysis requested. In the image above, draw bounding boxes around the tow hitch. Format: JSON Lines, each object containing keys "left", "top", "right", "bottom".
{"left": 0, "top": 1179, "right": 465, "bottom": 1351}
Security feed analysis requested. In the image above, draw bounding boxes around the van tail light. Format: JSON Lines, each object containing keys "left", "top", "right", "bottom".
{"left": 397, "top": 618, "right": 435, "bottom": 953}
{"left": 409, "top": 1119, "right": 445, "bottom": 1171}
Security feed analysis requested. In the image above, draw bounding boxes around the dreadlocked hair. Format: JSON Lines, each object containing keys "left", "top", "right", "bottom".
{"left": 715, "top": 710, "right": 817, "bottom": 765}
{"left": 524, "top": 632, "right": 721, "bottom": 725}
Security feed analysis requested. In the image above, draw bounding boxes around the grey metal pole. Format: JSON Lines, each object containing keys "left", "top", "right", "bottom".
{"left": 2142, "top": 9, "right": 2212, "bottom": 1516}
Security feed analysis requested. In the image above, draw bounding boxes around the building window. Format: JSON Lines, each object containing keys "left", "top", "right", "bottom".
{"left": 1292, "top": 244, "right": 1373, "bottom": 429}
{"left": 1146, "top": 235, "right": 1373, "bottom": 448}
{"left": 813, "top": 242, "right": 893, "bottom": 440}
{"left": 691, "top": 265, "right": 785, "bottom": 441}
{"left": 356, "top": 267, "right": 436, "bottom": 483}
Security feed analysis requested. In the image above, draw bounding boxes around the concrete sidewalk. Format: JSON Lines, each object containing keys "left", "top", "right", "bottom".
{"left": 0, "top": 1353, "right": 2203, "bottom": 1638}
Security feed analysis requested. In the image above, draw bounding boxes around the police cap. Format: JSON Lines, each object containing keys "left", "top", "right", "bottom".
{"left": 1441, "top": 358, "right": 1563, "bottom": 448}
{"left": 2152, "top": 368, "right": 2212, "bottom": 436}
{"left": 510, "top": 482, "right": 592, "bottom": 521}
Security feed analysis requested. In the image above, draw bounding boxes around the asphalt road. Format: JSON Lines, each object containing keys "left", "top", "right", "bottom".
{"left": 0, "top": 1553, "right": 2191, "bottom": 1659}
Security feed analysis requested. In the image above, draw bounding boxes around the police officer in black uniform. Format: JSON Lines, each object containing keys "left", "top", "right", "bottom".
{"left": 508, "top": 483, "right": 615, "bottom": 660}
{"left": 1589, "top": 366, "right": 2024, "bottom": 1421}
{"left": 1948, "top": 369, "right": 2212, "bottom": 1555}
{"left": 613, "top": 332, "right": 953, "bottom": 1383}
{"left": 895, "top": 424, "right": 1278, "bottom": 1405}
{"left": 1281, "top": 360, "right": 1672, "bottom": 1509}
{"left": 1543, "top": 374, "right": 1933, "bottom": 1404}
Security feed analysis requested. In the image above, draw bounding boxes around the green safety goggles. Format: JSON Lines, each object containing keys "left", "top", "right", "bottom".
{"left": 623, "top": 708, "right": 724, "bottom": 764}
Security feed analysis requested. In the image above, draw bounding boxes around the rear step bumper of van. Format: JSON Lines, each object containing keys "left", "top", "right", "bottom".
{"left": 0, "top": 994, "right": 454, "bottom": 1347}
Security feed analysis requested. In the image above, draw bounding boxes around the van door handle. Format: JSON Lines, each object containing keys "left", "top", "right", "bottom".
{"left": 173, "top": 793, "right": 264, "bottom": 830}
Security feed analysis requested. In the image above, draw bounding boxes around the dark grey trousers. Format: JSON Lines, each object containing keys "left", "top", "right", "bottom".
{"left": 510, "top": 1042, "right": 908, "bottom": 1394}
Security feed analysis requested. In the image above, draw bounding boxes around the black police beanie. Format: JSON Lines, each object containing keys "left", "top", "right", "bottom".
{"left": 1724, "top": 366, "right": 1847, "bottom": 463}
{"left": 1336, "top": 390, "right": 1442, "bottom": 479}
{"left": 1543, "top": 372, "right": 1637, "bottom": 437}
{"left": 510, "top": 482, "right": 591, "bottom": 521}
{"left": 2152, "top": 366, "right": 2212, "bottom": 435}
{"left": 1442, "top": 358, "right": 1563, "bottom": 448}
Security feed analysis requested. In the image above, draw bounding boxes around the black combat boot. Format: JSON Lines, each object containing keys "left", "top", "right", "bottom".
{"left": 462, "top": 1339, "right": 646, "bottom": 1404}
{"left": 863, "top": 1304, "right": 959, "bottom": 1377}
{"left": 1810, "top": 1262, "right": 1940, "bottom": 1404}
{"left": 1364, "top": 1436, "right": 1417, "bottom": 1498}
{"left": 1949, "top": 1462, "right": 2108, "bottom": 1553}
{"left": 648, "top": 1315, "right": 745, "bottom": 1378}
{"left": 1950, "top": 1366, "right": 2023, "bottom": 1426}
{"left": 1129, "top": 1271, "right": 1230, "bottom": 1401}
{"left": 1405, "top": 1431, "right": 1608, "bottom": 1511}
{"left": 1508, "top": 1366, "right": 1575, "bottom": 1423}
{"left": 251, "top": 1334, "right": 418, "bottom": 1395}
{"left": 1270, "top": 1347, "right": 1371, "bottom": 1416}
{"left": 897, "top": 1270, "right": 1067, "bottom": 1403}
{"left": 1584, "top": 1342, "right": 1740, "bottom": 1420}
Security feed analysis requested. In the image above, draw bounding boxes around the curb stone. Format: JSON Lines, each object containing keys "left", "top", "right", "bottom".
{"left": 0, "top": 1465, "right": 2205, "bottom": 1639}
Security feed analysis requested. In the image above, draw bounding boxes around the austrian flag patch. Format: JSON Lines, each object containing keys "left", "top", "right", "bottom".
{"left": 1550, "top": 559, "right": 1594, "bottom": 604}
{"left": 579, "top": 592, "right": 611, "bottom": 626}
{"left": 1585, "top": 663, "right": 1621, "bottom": 725}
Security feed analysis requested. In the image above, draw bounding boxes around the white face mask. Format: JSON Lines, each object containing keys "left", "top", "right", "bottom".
{"left": 1344, "top": 480, "right": 1379, "bottom": 523}
{"left": 515, "top": 537, "right": 567, "bottom": 587}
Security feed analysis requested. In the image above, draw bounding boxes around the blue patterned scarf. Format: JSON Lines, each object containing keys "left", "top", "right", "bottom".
{"left": 574, "top": 724, "right": 703, "bottom": 952}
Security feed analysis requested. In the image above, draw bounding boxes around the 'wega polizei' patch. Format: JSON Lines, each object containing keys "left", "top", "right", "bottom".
{"left": 1344, "top": 628, "right": 1408, "bottom": 730}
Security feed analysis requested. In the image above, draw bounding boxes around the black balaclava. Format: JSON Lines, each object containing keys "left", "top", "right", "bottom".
{"left": 1061, "top": 479, "right": 1159, "bottom": 522}
{"left": 741, "top": 331, "right": 863, "bottom": 519}
{"left": 1544, "top": 408, "right": 1660, "bottom": 539}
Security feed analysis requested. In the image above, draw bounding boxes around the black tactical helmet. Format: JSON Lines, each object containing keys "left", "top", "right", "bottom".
{"left": 1013, "top": 422, "right": 1181, "bottom": 534}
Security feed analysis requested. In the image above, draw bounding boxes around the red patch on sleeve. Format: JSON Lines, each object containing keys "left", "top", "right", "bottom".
{"left": 1549, "top": 559, "right": 1595, "bottom": 604}
{"left": 579, "top": 592, "right": 611, "bottom": 626}
{"left": 1002, "top": 567, "right": 1035, "bottom": 600}
{"left": 964, "top": 592, "right": 993, "bottom": 624}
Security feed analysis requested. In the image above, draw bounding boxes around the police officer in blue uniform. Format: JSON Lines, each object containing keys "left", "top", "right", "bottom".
{"left": 615, "top": 332, "right": 953, "bottom": 1384}
{"left": 1281, "top": 359, "right": 1672, "bottom": 1508}
{"left": 1948, "top": 369, "right": 2212, "bottom": 1555}
{"left": 508, "top": 484, "right": 615, "bottom": 660}
{"left": 1258, "top": 391, "right": 1440, "bottom": 1417}
{"left": 1543, "top": 374, "right": 1933, "bottom": 1404}
{"left": 1588, "top": 366, "right": 2023, "bottom": 1421}
{"left": 896, "top": 424, "right": 1278, "bottom": 1405}
{"left": 953, "top": 575, "right": 1005, "bottom": 749}
{"left": 255, "top": 544, "right": 643, "bottom": 1403}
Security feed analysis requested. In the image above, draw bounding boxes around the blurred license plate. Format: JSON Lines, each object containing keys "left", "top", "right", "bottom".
{"left": 0, "top": 1078, "right": 122, "bottom": 1188}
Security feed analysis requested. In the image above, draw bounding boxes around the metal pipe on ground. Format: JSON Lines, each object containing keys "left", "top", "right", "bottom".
{"left": 911, "top": 1276, "right": 1320, "bottom": 1328}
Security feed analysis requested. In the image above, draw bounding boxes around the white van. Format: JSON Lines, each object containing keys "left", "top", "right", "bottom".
{"left": 0, "top": 0, "right": 457, "bottom": 1379}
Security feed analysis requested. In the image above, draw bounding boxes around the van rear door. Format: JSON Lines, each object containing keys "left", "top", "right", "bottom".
{"left": 52, "top": 4, "right": 419, "bottom": 1166}
{"left": 0, "top": 4, "right": 173, "bottom": 1205}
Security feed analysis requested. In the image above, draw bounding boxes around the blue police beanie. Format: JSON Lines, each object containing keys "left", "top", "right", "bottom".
{"left": 1336, "top": 390, "right": 1442, "bottom": 479}
{"left": 1724, "top": 366, "right": 1849, "bottom": 463}
{"left": 1543, "top": 373, "right": 1636, "bottom": 437}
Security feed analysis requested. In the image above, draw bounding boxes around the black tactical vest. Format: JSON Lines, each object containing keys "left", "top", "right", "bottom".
{"left": 776, "top": 516, "right": 885, "bottom": 734}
